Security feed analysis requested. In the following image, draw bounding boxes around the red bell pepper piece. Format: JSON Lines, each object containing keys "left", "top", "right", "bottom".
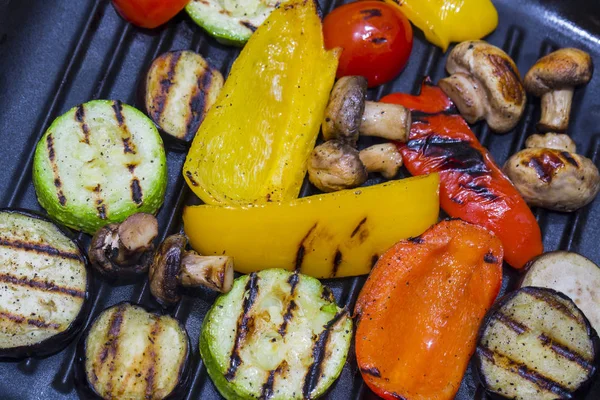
{"left": 381, "top": 79, "right": 542, "bottom": 268}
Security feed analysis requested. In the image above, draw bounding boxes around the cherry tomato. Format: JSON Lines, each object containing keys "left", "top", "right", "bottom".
{"left": 323, "top": 1, "right": 413, "bottom": 87}
{"left": 112, "top": 0, "right": 189, "bottom": 29}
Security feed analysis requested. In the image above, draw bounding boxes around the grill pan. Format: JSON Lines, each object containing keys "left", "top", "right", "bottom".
{"left": 1, "top": 0, "right": 600, "bottom": 398}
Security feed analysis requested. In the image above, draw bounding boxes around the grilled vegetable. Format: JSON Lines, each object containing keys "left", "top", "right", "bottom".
{"left": 112, "top": 0, "right": 189, "bottom": 29}
{"left": 33, "top": 100, "right": 167, "bottom": 234}
{"left": 144, "top": 50, "right": 224, "bottom": 147}
{"left": 200, "top": 269, "right": 352, "bottom": 400}
{"left": 0, "top": 209, "right": 89, "bottom": 359}
{"left": 183, "top": 0, "right": 339, "bottom": 206}
{"left": 75, "top": 302, "right": 190, "bottom": 400}
{"left": 476, "top": 287, "right": 598, "bottom": 400}
{"left": 382, "top": 79, "right": 543, "bottom": 269}
{"left": 185, "top": 0, "right": 279, "bottom": 46}
{"left": 522, "top": 251, "right": 600, "bottom": 335}
{"left": 183, "top": 174, "right": 439, "bottom": 278}
{"left": 355, "top": 219, "right": 503, "bottom": 400}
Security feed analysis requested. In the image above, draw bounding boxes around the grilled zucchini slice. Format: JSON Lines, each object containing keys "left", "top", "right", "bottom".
{"left": 0, "top": 209, "right": 89, "bottom": 359}
{"left": 200, "top": 269, "right": 352, "bottom": 400}
{"left": 185, "top": 0, "right": 279, "bottom": 46}
{"left": 476, "top": 287, "right": 598, "bottom": 400}
{"left": 144, "top": 50, "right": 224, "bottom": 147}
{"left": 33, "top": 100, "right": 167, "bottom": 234}
{"left": 76, "top": 302, "right": 190, "bottom": 400}
{"left": 522, "top": 251, "right": 600, "bottom": 336}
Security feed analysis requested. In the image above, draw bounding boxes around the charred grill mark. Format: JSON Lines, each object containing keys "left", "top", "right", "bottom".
{"left": 527, "top": 150, "right": 564, "bottom": 183}
{"left": 112, "top": 100, "right": 124, "bottom": 126}
{"left": 371, "top": 37, "right": 387, "bottom": 44}
{"left": 47, "top": 134, "right": 55, "bottom": 161}
{"left": 561, "top": 151, "right": 579, "bottom": 167}
{"left": 350, "top": 217, "right": 367, "bottom": 238}
{"left": 152, "top": 52, "right": 182, "bottom": 122}
{"left": 46, "top": 134, "right": 67, "bottom": 206}
{"left": 361, "top": 367, "right": 381, "bottom": 377}
{"left": 459, "top": 181, "right": 499, "bottom": 201}
{"left": 58, "top": 193, "right": 67, "bottom": 206}
{"left": 260, "top": 368, "right": 277, "bottom": 400}
{"left": 538, "top": 333, "right": 594, "bottom": 371}
{"left": 408, "top": 236, "right": 424, "bottom": 244}
{"left": 75, "top": 104, "right": 91, "bottom": 144}
{"left": 410, "top": 106, "right": 459, "bottom": 120}
{"left": 278, "top": 272, "right": 300, "bottom": 337}
{"left": 240, "top": 20, "right": 258, "bottom": 32}
{"left": 122, "top": 137, "right": 135, "bottom": 154}
{"left": 131, "top": 178, "right": 143, "bottom": 205}
{"left": 484, "top": 251, "right": 499, "bottom": 264}
{"left": 0, "top": 238, "right": 82, "bottom": 261}
{"left": 487, "top": 54, "right": 524, "bottom": 105}
{"left": 185, "top": 70, "right": 214, "bottom": 140}
{"left": 127, "top": 163, "right": 137, "bottom": 173}
{"left": 97, "top": 204, "right": 107, "bottom": 219}
{"left": 321, "top": 286, "right": 334, "bottom": 302}
{"left": 450, "top": 197, "right": 465, "bottom": 205}
{"left": 302, "top": 310, "right": 348, "bottom": 399}
{"left": 331, "top": 249, "right": 343, "bottom": 278}
{"left": 0, "top": 310, "right": 61, "bottom": 330}
{"left": 101, "top": 305, "right": 126, "bottom": 395}
{"left": 225, "top": 273, "right": 259, "bottom": 381}
{"left": 359, "top": 8, "right": 382, "bottom": 19}
{"left": 371, "top": 254, "right": 379, "bottom": 268}
{"left": 494, "top": 312, "right": 528, "bottom": 334}
{"left": 185, "top": 170, "right": 199, "bottom": 186}
{"left": 295, "top": 223, "right": 317, "bottom": 273}
{"left": 144, "top": 318, "right": 161, "bottom": 399}
{"left": 523, "top": 288, "right": 580, "bottom": 322}
{"left": 0, "top": 273, "right": 85, "bottom": 298}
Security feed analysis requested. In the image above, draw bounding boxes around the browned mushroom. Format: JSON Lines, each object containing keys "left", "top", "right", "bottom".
{"left": 524, "top": 48, "right": 593, "bottom": 132}
{"left": 89, "top": 213, "right": 158, "bottom": 279}
{"left": 439, "top": 41, "right": 526, "bottom": 133}
{"left": 149, "top": 234, "right": 233, "bottom": 305}
{"left": 359, "top": 143, "right": 403, "bottom": 179}
{"left": 322, "top": 76, "right": 411, "bottom": 144}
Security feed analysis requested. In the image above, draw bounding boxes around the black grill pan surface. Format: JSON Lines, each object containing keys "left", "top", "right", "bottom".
{"left": 1, "top": 0, "right": 600, "bottom": 398}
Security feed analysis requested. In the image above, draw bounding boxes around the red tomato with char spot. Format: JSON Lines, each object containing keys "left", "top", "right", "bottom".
{"left": 323, "top": 1, "right": 413, "bottom": 87}
{"left": 112, "top": 0, "right": 188, "bottom": 29}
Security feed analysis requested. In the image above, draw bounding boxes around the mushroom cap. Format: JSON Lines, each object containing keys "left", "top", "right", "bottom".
{"left": 524, "top": 48, "right": 593, "bottom": 96}
{"left": 322, "top": 76, "right": 368, "bottom": 144}
{"left": 445, "top": 40, "right": 526, "bottom": 131}
{"left": 307, "top": 140, "right": 367, "bottom": 192}
{"left": 525, "top": 132, "right": 577, "bottom": 153}
{"left": 149, "top": 234, "right": 187, "bottom": 306}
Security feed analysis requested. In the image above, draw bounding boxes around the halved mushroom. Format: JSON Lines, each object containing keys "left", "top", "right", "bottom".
{"left": 359, "top": 143, "right": 403, "bottom": 179}
{"left": 439, "top": 41, "right": 526, "bottom": 133}
{"left": 524, "top": 48, "right": 593, "bottom": 132}
{"left": 525, "top": 132, "right": 576, "bottom": 152}
{"left": 149, "top": 234, "right": 234, "bottom": 306}
{"left": 89, "top": 213, "right": 158, "bottom": 279}
{"left": 322, "top": 76, "right": 411, "bottom": 144}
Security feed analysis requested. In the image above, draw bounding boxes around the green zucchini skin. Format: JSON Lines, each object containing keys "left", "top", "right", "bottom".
{"left": 475, "top": 287, "right": 599, "bottom": 400}
{"left": 74, "top": 302, "right": 191, "bottom": 400}
{"left": 33, "top": 100, "right": 167, "bottom": 234}
{"left": 185, "top": 0, "right": 279, "bottom": 46}
{"left": 0, "top": 208, "right": 91, "bottom": 360}
{"left": 200, "top": 269, "right": 352, "bottom": 400}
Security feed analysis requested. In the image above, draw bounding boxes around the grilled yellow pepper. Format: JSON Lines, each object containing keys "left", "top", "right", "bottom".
{"left": 183, "top": 174, "right": 440, "bottom": 279}
{"left": 384, "top": 0, "right": 498, "bottom": 52}
{"left": 183, "top": 0, "right": 339, "bottom": 206}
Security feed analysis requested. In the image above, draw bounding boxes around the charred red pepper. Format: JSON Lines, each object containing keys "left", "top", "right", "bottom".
{"left": 381, "top": 79, "right": 543, "bottom": 269}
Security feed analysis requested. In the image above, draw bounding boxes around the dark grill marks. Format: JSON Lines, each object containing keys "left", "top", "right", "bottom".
{"left": 494, "top": 312, "right": 528, "bottom": 334}
{"left": 75, "top": 104, "right": 90, "bottom": 144}
{"left": 0, "top": 237, "right": 82, "bottom": 261}
{"left": 152, "top": 52, "right": 182, "bottom": 122}
{"left": 538, "top": 333, "right": 594, "bottom": 371}
{"left": 46, "top": 134, "right": 55, "bottom": 161}
{"left": 112, "top": 100, "right": 137, "bottom": 155}
{"left": 260, "top": 368, "right": 278, "bottom": 400}
{"left": 295, "top": 223, "right": 317, "bottom": 272}
{"left": 360, "top": 367, "right": 381, "bottom": 377}
{"left": 99, "top": 304, "right": 126, "bottom": 395}
{"left": 240, "top": 20, "right": 258, "bottom": 32}
{"left": 278, "top": 272, "right": 300, "bottom": 336}
{"left": 131, "top": 178, "right": 143, "bottom": 205}
{"left": 484, "top": 251, "right": 499, "bottom": 264}
{"left": 144, "top": 318, "right": 161, "bottom": 399}
{"left": 350, "top": 217, "right": 367, "bottom": 238}
{"left": 0, "top": 273, "right": 85, "bottom": 298}
{"left": 359, "top": 8, "right": 382, "bottom": 19}
{"left": 561, "top": 151, "right": 579, "bottom": 167}
{"left": 112, "top": 100, "right": 125, "bottom": 126}
{"left": 527, "top": 151, "right": 565, "bottom": 183}
{"left": 46, "top": 134, "right": 67, "bottom": 206}
{"left": 331, "top": 249, "right": 343, "bottom": 278}
{"left": 410, "top": 106, "right": 459, "bottom": 121}
{"left": 185, "top": 70, "right": 214, "bottom": 140}
{"left": 93, "top": 184, "right": 107, "bottom": 219}
{"left": 225, "top": 273, "right": 259, "bottom": 381}
{"left": 524, "top": 288, "right": 580, "bottom": 322}
{"left": 302, "top": 310, "right": 348, "bottom": 399}
{"left": 0, "top": 310, "right": 61, "bottom": 330}
{"left": 407, "top": 235, "right": 424, "bottom": 244}
{"left": 185, "top": 170, "right": 199, "bottom": 186}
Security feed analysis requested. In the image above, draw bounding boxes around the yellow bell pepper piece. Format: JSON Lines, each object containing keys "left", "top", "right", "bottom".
{"left": 183, "top": 174, "right": 440, "bottom": 279}
{"left": 384, "top": 0, "right": 498, "bottom": 52}
{"left": 183, "top": 0, "right": 339, "bottom": 206}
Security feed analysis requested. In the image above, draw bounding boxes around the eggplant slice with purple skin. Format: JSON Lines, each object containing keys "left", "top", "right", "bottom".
{"left": 75, "top": 302, "right": 191, "bottom": 400}
{"left": 144, "top": 50, "right": 224, "bottom": 148}
{"left": 476, "top": 286, "right": 599, "bottom": 400}
{"left": 0, "top": 209, "right": 91, "bottom": 360}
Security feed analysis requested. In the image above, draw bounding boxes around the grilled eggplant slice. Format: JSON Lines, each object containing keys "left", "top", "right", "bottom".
{"left": 200, "top": 269, "right": 352, "bottom": 400}
{"left": 0, "top": 209, "right": 89, "bottom": 359}
{"left": 522, "top": 251, "right": 600, "bottom": 337}
{"left": 144, "top": 50, "right": 224, "bottom": 147}
{"left": 32, "top": 100, "right": 167, "bottom": 234}
{"left": 75, "top": 302, "right": 190, "bottom": 400}
{"left": 476, "top": 287, "right": 598, "bottom": 400}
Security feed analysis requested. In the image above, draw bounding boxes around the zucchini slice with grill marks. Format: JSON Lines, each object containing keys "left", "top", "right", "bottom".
{"left": 33, "top": 100, "right": 167, "bottom": 234}
{"left": 476, "top": 286, "right": 598, "bottom": 400}
{"left": 0, "top": 209, "right": 89, "bottom": 359}
{"left": 185, "top": 0, "right": 280, "bottom": 46}
{"left": 144, "top": 50, "right": 224, "bottom": 147}
{"left": 200, "top": 269, "right": 352, "bottom": 400}
{"left": 75, "top": 302, "right": 190, "bottom": 400}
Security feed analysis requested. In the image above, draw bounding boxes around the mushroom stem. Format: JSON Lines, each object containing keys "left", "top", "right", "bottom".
{"left": 180, "top": 252, "right": 234, "bottom": 293}
{"left": 538, "top": 89, "right": 573, "bottom": 132}
{"left": 115, "top": 213, "right": 159, "bottom": 265}
{"left": 359, "top": 143, "right": 403, "bottom": 179}
{"left": 360, "top": 101, "right": 411, "bottom": 141}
